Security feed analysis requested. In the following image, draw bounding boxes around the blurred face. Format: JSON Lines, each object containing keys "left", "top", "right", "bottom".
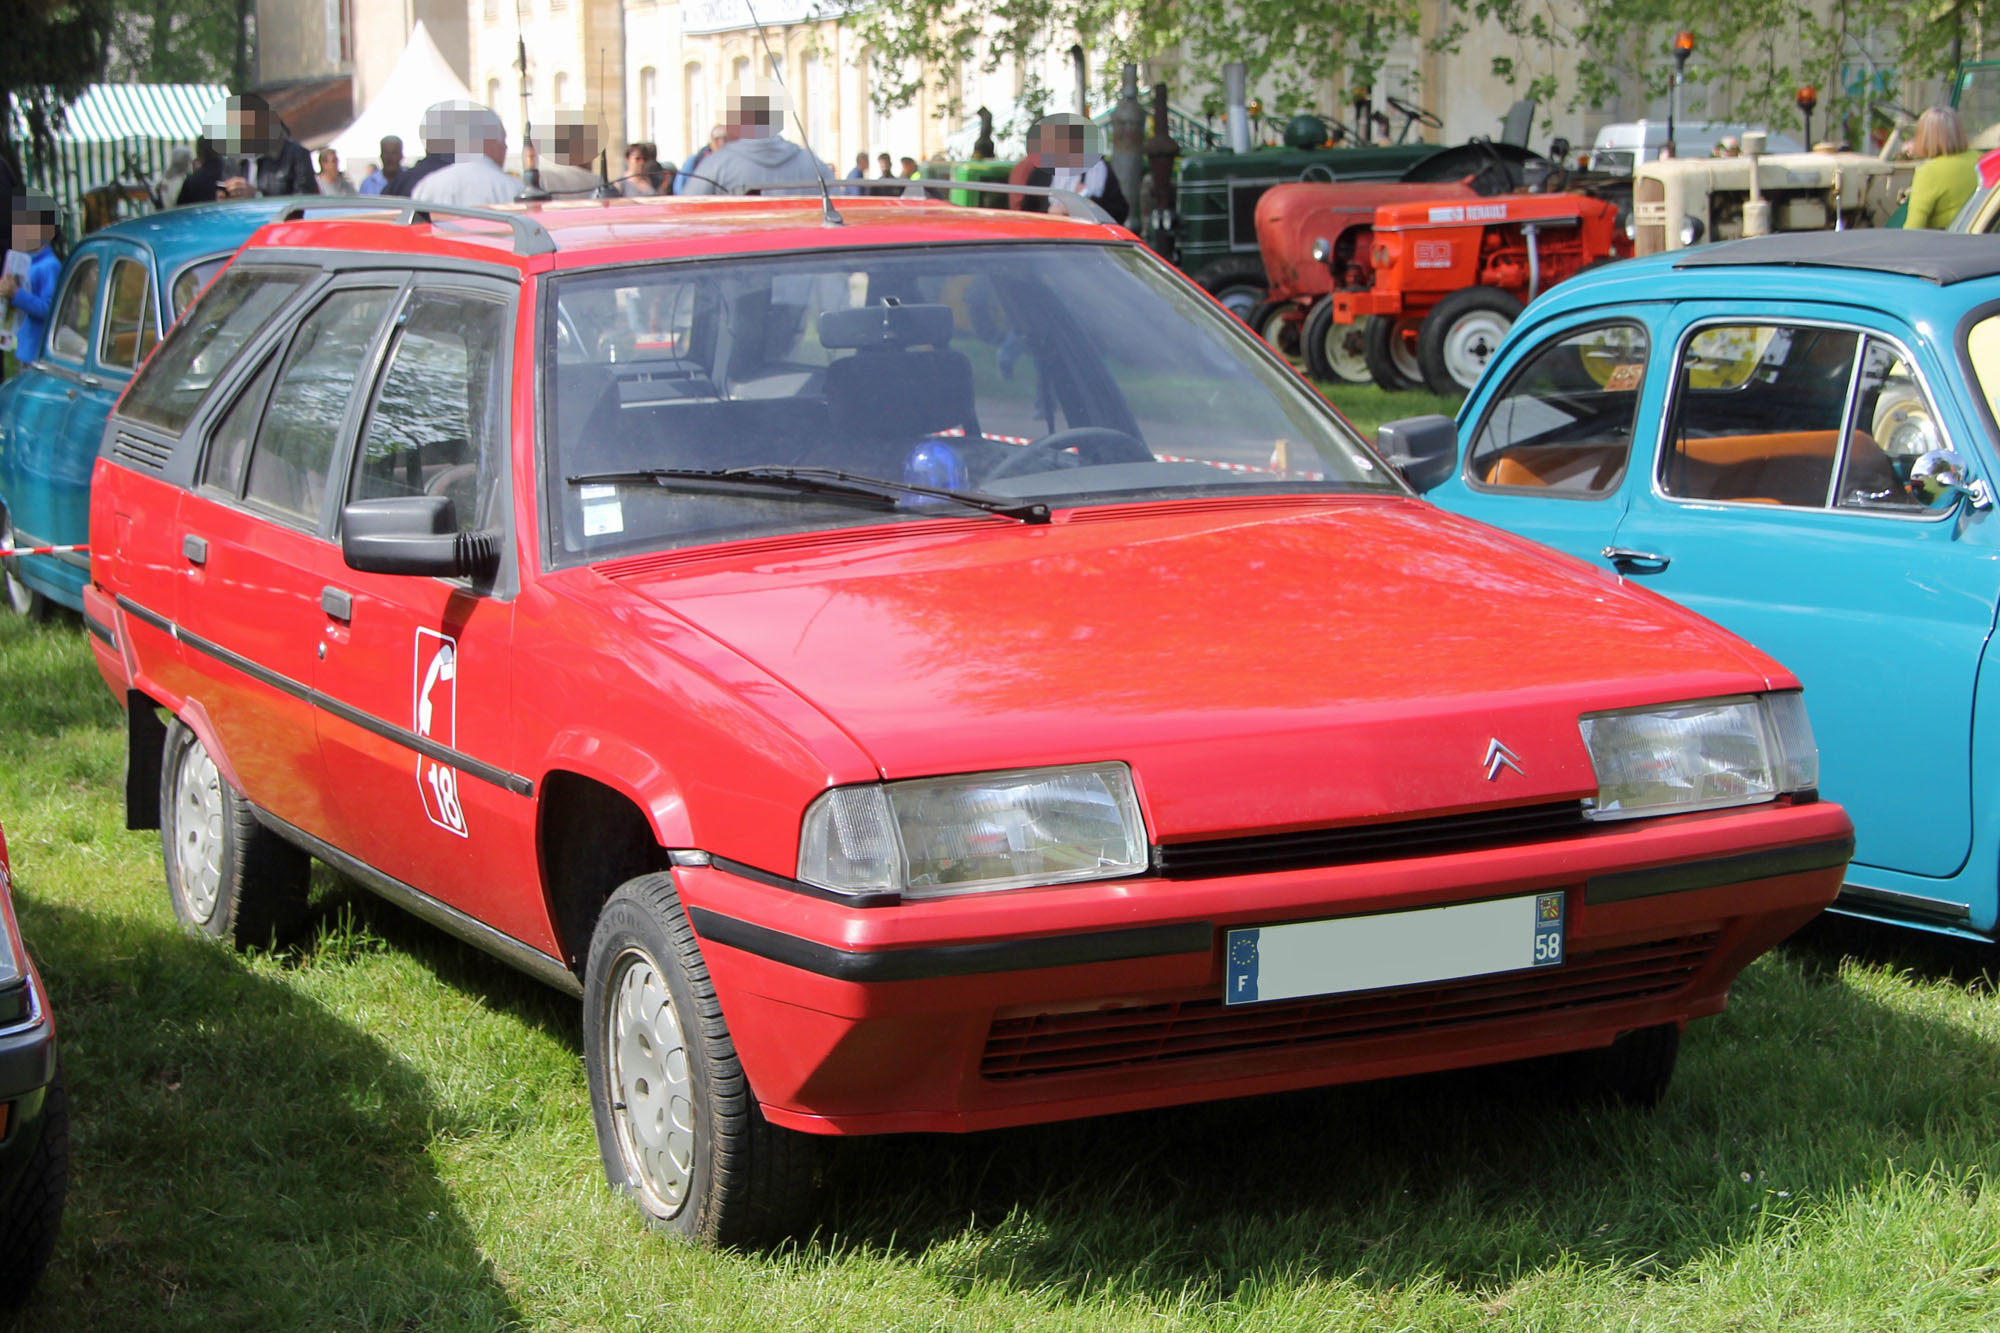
{"left": 318, "top": 149, "right": 340, "bottom": 173}
{"left": 380, "top": 138, "right": 404, "bottom": 172}
{"left": 11, "top": 219, "right": 55, "bottom": 252}
{"left": 626, "top": 146, "right": 647, "bottom": 171}
{"left": 878, "top": 154, "right": 892, "bottom": 173}
{"left": 709, "top": 127, "right": 726, "bottom": 150}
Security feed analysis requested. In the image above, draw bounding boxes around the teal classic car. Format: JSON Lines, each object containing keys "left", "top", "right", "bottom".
{"left": 0, "top": 201, "right": 289, "bottom": 617}
{"left": 1380, "top": 231, "right": 2000, "bottom": 943}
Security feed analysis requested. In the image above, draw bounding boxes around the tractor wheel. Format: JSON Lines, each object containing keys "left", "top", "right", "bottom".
{"left": 1417, "top": 287, "right": 1523, "bottom": 396}
{"left": 1200, "top": 264, "right": 1269, "bottom": 321}
{"left": 1245, "top": 298, "right": 1302, "bottom": 360}
{"left": 1363, "top": 315, "right": 1424, "bottom": 390}
{"left": 1301, "top": 299, "right": 1372, "bottom": 385}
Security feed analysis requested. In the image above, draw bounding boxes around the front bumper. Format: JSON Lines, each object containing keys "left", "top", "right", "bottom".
{"left": 0, "top": 967, "right": 59, "bottom": 1205}
{"left": 682, "top": 799, "right": 1850, "bottom": 1134}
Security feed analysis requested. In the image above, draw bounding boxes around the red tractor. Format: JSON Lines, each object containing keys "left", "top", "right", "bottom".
{"left": 1331, "top": 190, "right": 1631, "bottom": 394}
{"left": 1248, "top": 179, "right": 1480, "bottom": 383}
{"left": 1254, "top": 147, "right": 1633, "bottom": 394}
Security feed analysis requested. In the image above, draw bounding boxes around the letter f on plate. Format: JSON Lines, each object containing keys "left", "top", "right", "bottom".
{"left": 1483, "top": 738, "right": 1523, "bottom": 781}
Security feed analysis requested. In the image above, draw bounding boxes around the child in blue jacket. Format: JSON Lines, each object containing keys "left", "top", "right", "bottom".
{"left": 3, "top": 195, "right": 62, "bottom": 365}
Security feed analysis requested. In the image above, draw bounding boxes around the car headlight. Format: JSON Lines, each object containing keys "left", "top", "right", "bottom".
{"left": 1579, "top": 692, "right": 1817, "bottom": 821}
{"left": 0, "top": 869, "right": 23, "bottom": 993}
{"left": 1680, "top": 215, "right": 1706, "bottom": 247}
{"left": 798, "top": 762, "right": 1149, "bottom": 898}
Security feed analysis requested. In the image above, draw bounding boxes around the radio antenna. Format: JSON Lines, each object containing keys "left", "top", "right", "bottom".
{"left": 514, "top": 0, "right": 548, "bottom": 199}
{"left": 739, "top": 0, "right": 843, "bottom": 225}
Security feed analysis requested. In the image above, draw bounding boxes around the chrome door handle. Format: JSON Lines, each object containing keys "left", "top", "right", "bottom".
{"left": 78, "top": 374, "right": 101, "bottom": 389}
{"left": 1602, "top": 545, "right": 1670, "bottom": 573}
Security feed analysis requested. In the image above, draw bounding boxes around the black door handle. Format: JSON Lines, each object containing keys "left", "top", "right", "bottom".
{"left": 321, "top": 586, "right": 353, "bottom": 622}
{"left": 1602, "top": 545, "right": 1671, "bottom": 574}
{"left": 182, "top": 534, "right": 207, "bottom": 565}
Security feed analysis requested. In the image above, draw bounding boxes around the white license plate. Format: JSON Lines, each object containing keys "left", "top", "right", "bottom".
{"left": 1224, "top": 891, "right": 1565, "bottom": 1006}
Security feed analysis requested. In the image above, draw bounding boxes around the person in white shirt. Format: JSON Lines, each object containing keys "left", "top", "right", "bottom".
{"left": 412, "top": 104, "right": 523, "bottom": 207}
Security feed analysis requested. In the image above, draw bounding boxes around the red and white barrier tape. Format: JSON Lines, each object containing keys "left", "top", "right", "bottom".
{"left": 0, "top": 543, "right": 88, "bottom": 559}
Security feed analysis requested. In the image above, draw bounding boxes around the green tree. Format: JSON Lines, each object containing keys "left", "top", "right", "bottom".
{"left": 103, "top": 0, "right": 246, "bottom": 88}
{"left": 1, "top": 0, "right": 116, "bottom": 184}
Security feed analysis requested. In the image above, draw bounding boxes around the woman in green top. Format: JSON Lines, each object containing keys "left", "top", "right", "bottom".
{"left": 1905, "top": 106, "right": 1979, "bottom": 229}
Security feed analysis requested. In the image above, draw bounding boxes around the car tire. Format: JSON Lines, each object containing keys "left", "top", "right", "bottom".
{"left": 0, "top": 1059, "right": 68, "bottom": 1308}
{"left": 1199, "top": 264, "right": 1269, "bottom": 322}
{"left": 1417, "top": 286, "right": 1523, "bottom": 396}
{"left": 1302, "top": 299, "right": 1373, "bottom": 385}
{"left": 0, "top": 508, "right": 51, "bottom": 624}
{"left": 1557, "top": 1023, "right": 1681, "bottom": 1109}
{"left": 1245, "top": 298, "right": 1301, "bottom": 359}
{"left": 584, "top": 872, "right": 821, "bottom": 1246}
{"left": 1364, "top": 314, "right": 1423, "bottom": 390}
{"left": 159, "top": 719, "right": 312, "bottom": 950}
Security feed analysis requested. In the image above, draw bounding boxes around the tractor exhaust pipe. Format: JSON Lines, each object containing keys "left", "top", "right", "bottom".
{"left": 1224, "top": 63, "right": 1251, "bottom": 153}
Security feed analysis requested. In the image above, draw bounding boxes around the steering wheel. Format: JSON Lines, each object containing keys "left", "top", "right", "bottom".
{"left": 1386, "top": 96, "right": 1444, "bottom": 142}
{"left": 984, "top": 427, "right": 1153, "bottom": 481}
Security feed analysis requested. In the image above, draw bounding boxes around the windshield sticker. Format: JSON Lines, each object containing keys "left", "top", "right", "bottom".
{"left": 581, "top": 484, "right": 624, "bottom": 536}
{"left": 415, "top": 629, "right": 468, "bottom": 837}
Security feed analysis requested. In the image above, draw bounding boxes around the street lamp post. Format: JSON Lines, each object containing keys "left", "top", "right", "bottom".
{"left": 1667, "top": 31, "right": 1695, "bottom": 158}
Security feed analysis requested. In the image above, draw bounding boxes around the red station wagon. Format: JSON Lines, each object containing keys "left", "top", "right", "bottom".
{"left": 84, "top": 195, "right": 1851, "bottom": 1243}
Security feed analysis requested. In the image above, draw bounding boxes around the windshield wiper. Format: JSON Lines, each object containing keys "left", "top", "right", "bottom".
{"left": 564, "top": 465, "right": 1052, "bottom": 524}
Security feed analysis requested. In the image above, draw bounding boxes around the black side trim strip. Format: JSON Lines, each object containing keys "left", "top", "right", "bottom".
{"left": 1584, "top": 837, "right": 1855, "bottom": 906}
{"left": 686, "top": 906, "right": 1213, "bottom": 982}
{"left": 708, "top": 854, "right": 901, "bottom": 908}
{"left": 118, "top": 594, "right": 534, "bottom": 797}
{"left": 250, "top": 804, "right": 581, "bottom": 996}
{"left": 84, "top": 613, "right": 114, "bottom": 646}
{"left": 1833, "top": 883, "right": 1973, "bottom": 925}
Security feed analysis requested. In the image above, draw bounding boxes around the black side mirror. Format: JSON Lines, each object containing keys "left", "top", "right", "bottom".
{"left": 1376, "top": 415, "right": 1459, "bottom": 494}
{"left": 342, "top": 496, "right": 500, "bottom": 580}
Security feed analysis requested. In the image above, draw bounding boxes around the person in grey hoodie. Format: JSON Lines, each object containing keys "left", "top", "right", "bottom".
{"left": 680, "top": 92, "right": 832, "bottom": 197}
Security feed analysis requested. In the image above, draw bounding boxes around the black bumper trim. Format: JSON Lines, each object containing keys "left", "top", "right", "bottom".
{"left": 686, "top": 906, "right": 1214, "bottom": 982}
{"left": 1584, "top": 836, "right": 1855, "bottom": 906}
{"left": 83, "top": 612, "right": 115, "bottom": 646}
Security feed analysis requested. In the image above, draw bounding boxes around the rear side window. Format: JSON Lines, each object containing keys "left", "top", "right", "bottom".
{"left": 170, "top": 258, "right": 228, "bottom": 317}
{"left": 1661, "top": 323, "right": 1938, "bottom": 514}
{"left": 243, "top": 288, "right": 396, "bottom": 527}
{"left": 99, "top": 256, "right": 156, "bottom": 373}
{"left": 121, "top": 265, "right": 314, "bottom": 434}
{"left": 46, "top": 255, "right": 99, "bottom": 362}
{"left": 1466, "top": 323, "right": 1648, "bottom": 496}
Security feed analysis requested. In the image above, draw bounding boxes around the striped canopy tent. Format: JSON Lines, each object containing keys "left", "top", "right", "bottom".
{"left": 10, "top": 83, "right": 228, "bottom": 240}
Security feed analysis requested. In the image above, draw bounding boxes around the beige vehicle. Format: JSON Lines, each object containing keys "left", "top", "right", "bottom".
{"left": 1633, "top": 148, "right": 1898, "bottom": 255}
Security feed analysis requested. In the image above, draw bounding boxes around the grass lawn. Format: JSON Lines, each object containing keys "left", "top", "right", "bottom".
{"left": 4, "top": 592, "right": 2000, "bottom": 1328}
{"left": 1314, "top": 381, "right": 1461, "bottom": 440}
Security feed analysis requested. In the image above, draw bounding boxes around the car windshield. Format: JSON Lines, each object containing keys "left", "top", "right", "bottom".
{"left": 543, "top": 242, "right": 1392, "bottom": 561}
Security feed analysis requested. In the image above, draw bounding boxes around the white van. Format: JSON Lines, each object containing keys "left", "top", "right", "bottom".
{"left": 1588, "top": 121, "right": 1804, "bottom": 174}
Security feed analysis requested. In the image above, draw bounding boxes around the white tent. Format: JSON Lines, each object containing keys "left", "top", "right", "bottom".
{"left": 326, "top": 21, "right": 475, "bottom": 170}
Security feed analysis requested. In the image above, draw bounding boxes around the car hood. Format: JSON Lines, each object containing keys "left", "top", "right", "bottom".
{"left": 601, "top": 497, "right": 1783, "bottom": 840}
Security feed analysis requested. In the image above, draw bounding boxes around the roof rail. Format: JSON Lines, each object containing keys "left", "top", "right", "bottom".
{"left": 272, "top": 197, "right": 557, "bottom": 257}
{"left": 739, "top": 178, "right": 1117, "bottom": 226}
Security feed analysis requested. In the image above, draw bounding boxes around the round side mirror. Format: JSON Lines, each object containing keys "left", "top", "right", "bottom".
{"left": 1908, "top": 449, "right": 1976, "bottom": 507}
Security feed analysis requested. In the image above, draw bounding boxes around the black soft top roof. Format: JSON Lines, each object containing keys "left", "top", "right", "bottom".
{"left": 1672, "top": 230, "right": 2000, "bottom": 285}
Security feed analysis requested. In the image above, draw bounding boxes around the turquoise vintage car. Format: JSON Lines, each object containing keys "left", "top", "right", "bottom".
{"left": 0, "top": 201, "right": 289, "bottom": 616}
{"left": 1379, "top": 231, "right": 2000, "bottom": 943}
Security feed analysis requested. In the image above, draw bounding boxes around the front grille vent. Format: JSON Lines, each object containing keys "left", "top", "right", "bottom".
{"left": 110, "top": 433, "right": 171, "bottom": 472}
{"left": 1155, "top": 800, "right": 1591, "bottom": 878}
{"left": 981, "top": 931, "right": 1718, "bottom": 1081}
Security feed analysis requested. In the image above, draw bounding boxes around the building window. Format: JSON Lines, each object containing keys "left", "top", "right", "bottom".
{"left": 487, "top": 77, "right": 502, "bottom": 109}
{"left": 684, "top": 62, "right": 707, "bottom": 156}
{"left": 805, "top": 52, "right": 828, "bottom": 150}
{"left": 483, "top": 0, "right": 498, "bottom": 22}
{"left": 639, "top": 66, "right": 658, "bottom": 144}
{"left": 554, "top": 72, "right": 570, "bottom": 106}
{"left": 732, "top": 55, "right": 751, "bottom": 91}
